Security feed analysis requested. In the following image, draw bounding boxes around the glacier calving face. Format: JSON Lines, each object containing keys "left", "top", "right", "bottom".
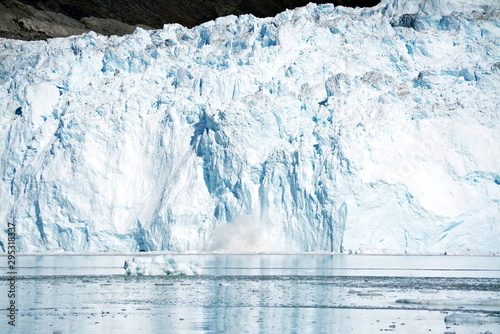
{"left": 0, "top": 0, "right": 499, "bottom": 254}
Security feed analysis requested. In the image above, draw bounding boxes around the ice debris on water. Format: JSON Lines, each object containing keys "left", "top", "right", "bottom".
{"left": 444, "top": 313, "right": 500, "bottom": 325}
{"left": 124, "top": 256, "right": 202, "bottom": 276}
{"left": 395, "top": 298, "right": 500, "bottom": 307}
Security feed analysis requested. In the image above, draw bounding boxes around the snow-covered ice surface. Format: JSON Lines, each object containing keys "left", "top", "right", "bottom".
{"left": 0, "top": 0, "right": 499, "bottom": 253}
{"left": 0, "top": 254, "right": 499, "bottom": 333}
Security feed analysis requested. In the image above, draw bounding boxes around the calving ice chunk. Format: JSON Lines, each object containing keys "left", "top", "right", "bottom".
{"left": 124, "top": 256, "right": 202, "bottom": 276}
{"left": 0, "top": 0, "right": 499, "bottom": 254}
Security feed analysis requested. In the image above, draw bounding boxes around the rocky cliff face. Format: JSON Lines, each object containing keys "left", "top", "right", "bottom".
{"left": 0, "top": 0, "right": 379, "bottom": 40}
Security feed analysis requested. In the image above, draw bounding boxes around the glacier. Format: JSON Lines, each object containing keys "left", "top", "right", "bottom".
{"left": 0, "top": 0, "right": 499, "bottom": 254}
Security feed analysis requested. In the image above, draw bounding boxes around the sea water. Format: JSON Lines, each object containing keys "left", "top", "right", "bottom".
{"left": 1, "top": 254, "right": 499, "bottom": 333}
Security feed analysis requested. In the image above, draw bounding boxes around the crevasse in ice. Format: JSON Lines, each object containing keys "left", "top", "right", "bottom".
{"left": 0, "top": 0, "right": 499, "bottom": 254}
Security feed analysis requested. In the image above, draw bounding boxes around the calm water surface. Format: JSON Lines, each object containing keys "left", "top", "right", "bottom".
{"left": 1, "top": 254, "right": 499, "bottom": 333}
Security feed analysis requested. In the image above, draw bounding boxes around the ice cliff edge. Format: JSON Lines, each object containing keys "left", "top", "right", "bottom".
{"left": 0, "top": 0, "right": 499, "bottom": 254}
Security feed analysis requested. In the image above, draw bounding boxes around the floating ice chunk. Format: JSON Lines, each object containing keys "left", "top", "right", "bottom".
{"left": 124, "top": 256, "right": 202, "bottom": 276}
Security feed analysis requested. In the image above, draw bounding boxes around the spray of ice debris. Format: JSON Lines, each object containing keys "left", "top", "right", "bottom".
{"left": 211, "top": 212, "right": 293, "bottom": 253}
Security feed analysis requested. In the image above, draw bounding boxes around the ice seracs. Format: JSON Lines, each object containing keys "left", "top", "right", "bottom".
{"left": 0, "top": 0, "right": 499, "bottom": 254}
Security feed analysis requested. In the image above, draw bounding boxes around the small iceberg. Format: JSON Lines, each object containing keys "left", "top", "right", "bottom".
{"left": 124, "top": 256, "right": 202, "bottom": 276}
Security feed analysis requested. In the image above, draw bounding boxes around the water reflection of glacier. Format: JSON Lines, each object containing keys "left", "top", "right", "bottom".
{"left": 0, "top": 255, "right": 499, "bottom": 333}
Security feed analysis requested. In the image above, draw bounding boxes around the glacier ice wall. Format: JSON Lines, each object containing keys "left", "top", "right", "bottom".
{"left": 0, "top": 0, "right": 499, "bottom": 254}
